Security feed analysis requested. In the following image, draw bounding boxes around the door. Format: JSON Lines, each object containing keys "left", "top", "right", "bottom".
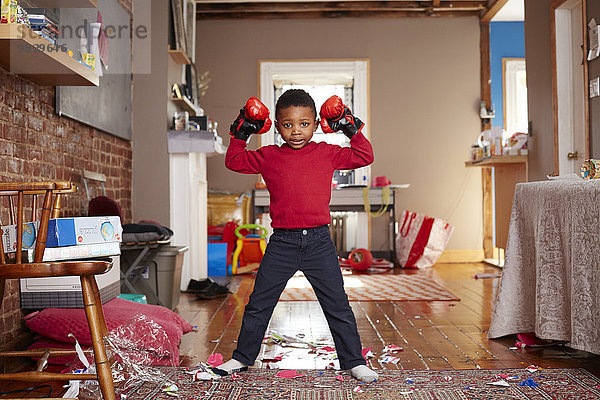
{"left": 552, "top": 0, "right": 588, "bottom": 175}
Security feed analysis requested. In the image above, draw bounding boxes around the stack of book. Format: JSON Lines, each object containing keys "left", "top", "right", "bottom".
{"left": 24, "top": 7, "right": 60, "bottom": 45}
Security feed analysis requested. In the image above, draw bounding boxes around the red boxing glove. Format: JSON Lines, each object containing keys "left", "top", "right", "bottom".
{"left": 319, "top": 95, "right": 364, "bottom": 139}
{"left": 230, "top": 97, "right": 272, "bottom": 141}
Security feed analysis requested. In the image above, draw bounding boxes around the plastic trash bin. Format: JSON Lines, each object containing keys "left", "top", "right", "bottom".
{"left": 124, "top": 245, "right": 188, "bottom": 310}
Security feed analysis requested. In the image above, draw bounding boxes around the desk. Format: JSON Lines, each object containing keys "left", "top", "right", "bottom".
{"left": 253, "top": 186, "right": 408, "bottom": 262}
{"left": 488, "top": 179, "right": 600, "bottom": 354}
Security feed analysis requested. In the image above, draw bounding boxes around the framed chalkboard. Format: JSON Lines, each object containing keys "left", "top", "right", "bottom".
{"left": 55, "top": 0, "right": 132, "bottom": 140}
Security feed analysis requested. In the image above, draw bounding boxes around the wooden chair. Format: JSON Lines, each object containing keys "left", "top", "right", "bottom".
{"left": 0, "top": 181, "right": 116, "bottom": 400}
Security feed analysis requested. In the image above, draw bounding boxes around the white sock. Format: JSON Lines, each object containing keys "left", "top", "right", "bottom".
{"left": 350, "top": 365, "right": 378, "bottom": 383}
{"left": 212, "top": 359, "right": 249, "bottom": 376}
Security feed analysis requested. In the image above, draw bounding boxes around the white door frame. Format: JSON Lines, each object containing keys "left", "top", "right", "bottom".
{"left": 551, "top": 0, "right": 589, "bottom": 175}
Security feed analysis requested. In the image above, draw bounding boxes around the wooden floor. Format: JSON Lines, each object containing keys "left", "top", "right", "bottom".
{"left": 178, "top": 262, "right": 600, "bottom": 375}
{"left": 2, "top": 262, "right": 600, "bottom": 398}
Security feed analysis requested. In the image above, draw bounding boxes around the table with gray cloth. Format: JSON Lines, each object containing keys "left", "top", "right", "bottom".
{"left": 488, "top": 178, "right": 600, "bottom": 354}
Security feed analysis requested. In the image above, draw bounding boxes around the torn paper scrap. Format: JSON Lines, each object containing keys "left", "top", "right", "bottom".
{"left": 519, "top": 378, "right": 538, "bottom": 387}
{"left": 487, "top": 380, "right": 510, "bottom": 387}
{"left": 382, "top": 344, "right": 403, "bottom": 353}
{"left": 317, "top": 346, "right": 336, "bottom": 354}
{"left": 194, "top": 370, "right": 221, "bottom": 381}
{"left": 163, "top": 383, "right": 179, "bottom": 396}
{"left": 361, "top": 346, "right": 374, "bottom": 359}
{"left": 379, "top": 355, "right": 401, "bottom": 364}
{"left": 207, "top": 353, "right": 224, "bottom": 367}
{"left": 276, "top": 370, "right": 306, "bottom": 378}
{"left": 261, "top": 354, "right": 284, "bottom": 362}
{"left": 526, "top": 365, "right": 540, "bottom": 373}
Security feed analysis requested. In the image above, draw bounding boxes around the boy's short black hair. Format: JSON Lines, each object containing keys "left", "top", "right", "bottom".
{"left": 275, "top": 89, "right": 317, "bottom": 120}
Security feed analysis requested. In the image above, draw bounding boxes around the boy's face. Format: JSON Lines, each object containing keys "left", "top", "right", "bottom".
{"left": 275, "top": 106, "right": 318, "bottom": 150}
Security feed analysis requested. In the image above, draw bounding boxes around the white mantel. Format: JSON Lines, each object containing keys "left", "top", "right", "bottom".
{"left": 168, "top": 131, "right": 225, "bottom": 290}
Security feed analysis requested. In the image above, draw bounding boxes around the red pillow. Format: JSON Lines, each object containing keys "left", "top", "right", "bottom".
{"left": 25, "top": 298, "right": 193, "bottom": 346}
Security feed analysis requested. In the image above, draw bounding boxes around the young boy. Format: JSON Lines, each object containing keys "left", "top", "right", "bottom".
{"left": 215, "top": 89, "right": 378, "bottom": 383}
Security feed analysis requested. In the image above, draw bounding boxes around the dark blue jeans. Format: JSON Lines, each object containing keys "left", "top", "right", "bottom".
{"left": 232, "top": 224, "right": 366, "bottom": 370}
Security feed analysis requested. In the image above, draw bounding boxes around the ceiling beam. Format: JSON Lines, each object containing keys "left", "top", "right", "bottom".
{"left": 480, "top": 0, "right": 509, "bottom": 22}
{"left": 197, "top": 10, "right": 481, "bottom": 19}
{"left": 196, "top": 1, "right": 486, "bottom": 19}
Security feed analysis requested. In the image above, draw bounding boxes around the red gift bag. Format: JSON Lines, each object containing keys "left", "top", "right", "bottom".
{"left": 396, "top": 210, "right": 454, "bottom": 268}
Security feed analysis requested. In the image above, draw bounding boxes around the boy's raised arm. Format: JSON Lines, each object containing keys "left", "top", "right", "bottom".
{"left": 320, "top": 96, "right": 374, "bottom": 169}
{"left": 225, "top": 97, "right": 271, "bottom": 174}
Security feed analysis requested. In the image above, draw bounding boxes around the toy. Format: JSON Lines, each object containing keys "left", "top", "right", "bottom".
{"left": 348, "top": 248, "right": 373, "bottom": 271}
{"left": 228, "top": 224, "right": 268, "bottom": 275}
{"left": 340, "top": 248, "right": 394, "bottom": 271}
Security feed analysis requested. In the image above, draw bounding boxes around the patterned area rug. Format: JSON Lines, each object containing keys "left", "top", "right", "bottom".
{"left": 279, "top": 274, "right": 459, "bottom": 301}
{"left": 122, "top": 368, "right": 600, "bottom": 400}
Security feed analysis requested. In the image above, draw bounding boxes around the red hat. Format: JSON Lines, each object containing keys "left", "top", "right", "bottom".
{"left": 372, "top": 176, "right": 391, "bottom": 187}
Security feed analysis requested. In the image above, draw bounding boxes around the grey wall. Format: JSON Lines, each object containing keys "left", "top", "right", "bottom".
{"left": 524, "top": 0, "right": 555, "bottom": 181}
{"left": 132, "top": 0, "right": 170, "bottom": 225}
{"left": 196, "top": 17, "right": 484, "bottom": 250}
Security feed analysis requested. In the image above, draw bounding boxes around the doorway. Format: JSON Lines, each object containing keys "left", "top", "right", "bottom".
{"left": 258, "top": 59, "right": 370, "bottom": 185}
{"left": 552, "top": 0, "right": 589, "bottom": 175}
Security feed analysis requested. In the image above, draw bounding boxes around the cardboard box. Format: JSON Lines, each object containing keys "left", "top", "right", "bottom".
{"left": 20, "top": 255, "right": 120, "bottom": 309}
{"left": 1, "top": 221, "right": 40, "bottom": 253}
{"left": 0, "top": 0, "right": 17, "bottom": 24}
{"left": 47, "top": 216, "right": 122, "bottom": 248}
{"left": 26, "top": 241, "right": 120, "bottom": 262}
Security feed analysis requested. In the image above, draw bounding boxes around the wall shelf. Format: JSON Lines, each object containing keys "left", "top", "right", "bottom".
{"left": 464, "top": 155, "right": 527, "bottom": 167}
{"left": 0, "top": 24, "right": 99, "bottom": 86}
{"left": 167, "top": 130, "right": 225, "bottom": 155}
{"left": 31, "top": 0, "right": 97, "bottom": 7}
{"left": 170, "top": 96, "right": 202, "bottom": 116}
{"left": 168, "top": 48, "right": 191, "bottom": 65}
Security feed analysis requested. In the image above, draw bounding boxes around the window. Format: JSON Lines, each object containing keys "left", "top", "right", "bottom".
{"left": 259, "top": 60, "right": 369, "bottom": 185}
{"left": 274, "top": 83, "right": 351, "bottom": 146}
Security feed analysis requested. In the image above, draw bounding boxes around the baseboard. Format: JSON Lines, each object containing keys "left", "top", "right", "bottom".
{"left": 437, "top": 249, "right": 484, "bottom": 263}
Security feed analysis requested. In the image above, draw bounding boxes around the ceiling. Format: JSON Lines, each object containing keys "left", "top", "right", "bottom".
{"left": 194, "top": 0, "right": 521, "bottom": 21}
{"left": 491, "top": 0, "right": 523, "bottom": 21}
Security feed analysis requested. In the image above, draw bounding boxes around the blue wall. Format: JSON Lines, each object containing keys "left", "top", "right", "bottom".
{"left": 490, "top": 22, "right": 525, "bottom": 128}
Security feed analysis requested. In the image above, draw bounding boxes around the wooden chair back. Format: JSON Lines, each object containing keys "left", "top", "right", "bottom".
{"left": 0, "top": 181, "right": 74, "bottom": 265}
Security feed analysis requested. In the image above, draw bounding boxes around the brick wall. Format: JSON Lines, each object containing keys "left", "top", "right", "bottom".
{"left": 0, "top": 68, "right": 133, "bottom": 344}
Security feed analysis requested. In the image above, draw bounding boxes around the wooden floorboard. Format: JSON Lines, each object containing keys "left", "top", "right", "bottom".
{"left": 2, "top": 262, "right": 600, "bottom": 398}
{"left": 179, "top": 262, "right": 600, "bottom": 378}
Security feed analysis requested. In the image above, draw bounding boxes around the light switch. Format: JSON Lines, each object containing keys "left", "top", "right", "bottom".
{"left": 590, "top": 77, "right": 600, "bottom": 98}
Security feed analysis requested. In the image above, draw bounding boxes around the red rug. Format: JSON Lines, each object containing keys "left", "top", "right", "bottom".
{"left": 279, "top": 274, "right": 459, "bottom": 301}
{"left": 120, "top": 368, "right": 600, "bottom": 400}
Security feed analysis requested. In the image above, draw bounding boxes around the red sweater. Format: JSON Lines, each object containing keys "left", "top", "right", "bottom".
{"left": 225, "top": 133, "right": 374, "bottom": 229}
